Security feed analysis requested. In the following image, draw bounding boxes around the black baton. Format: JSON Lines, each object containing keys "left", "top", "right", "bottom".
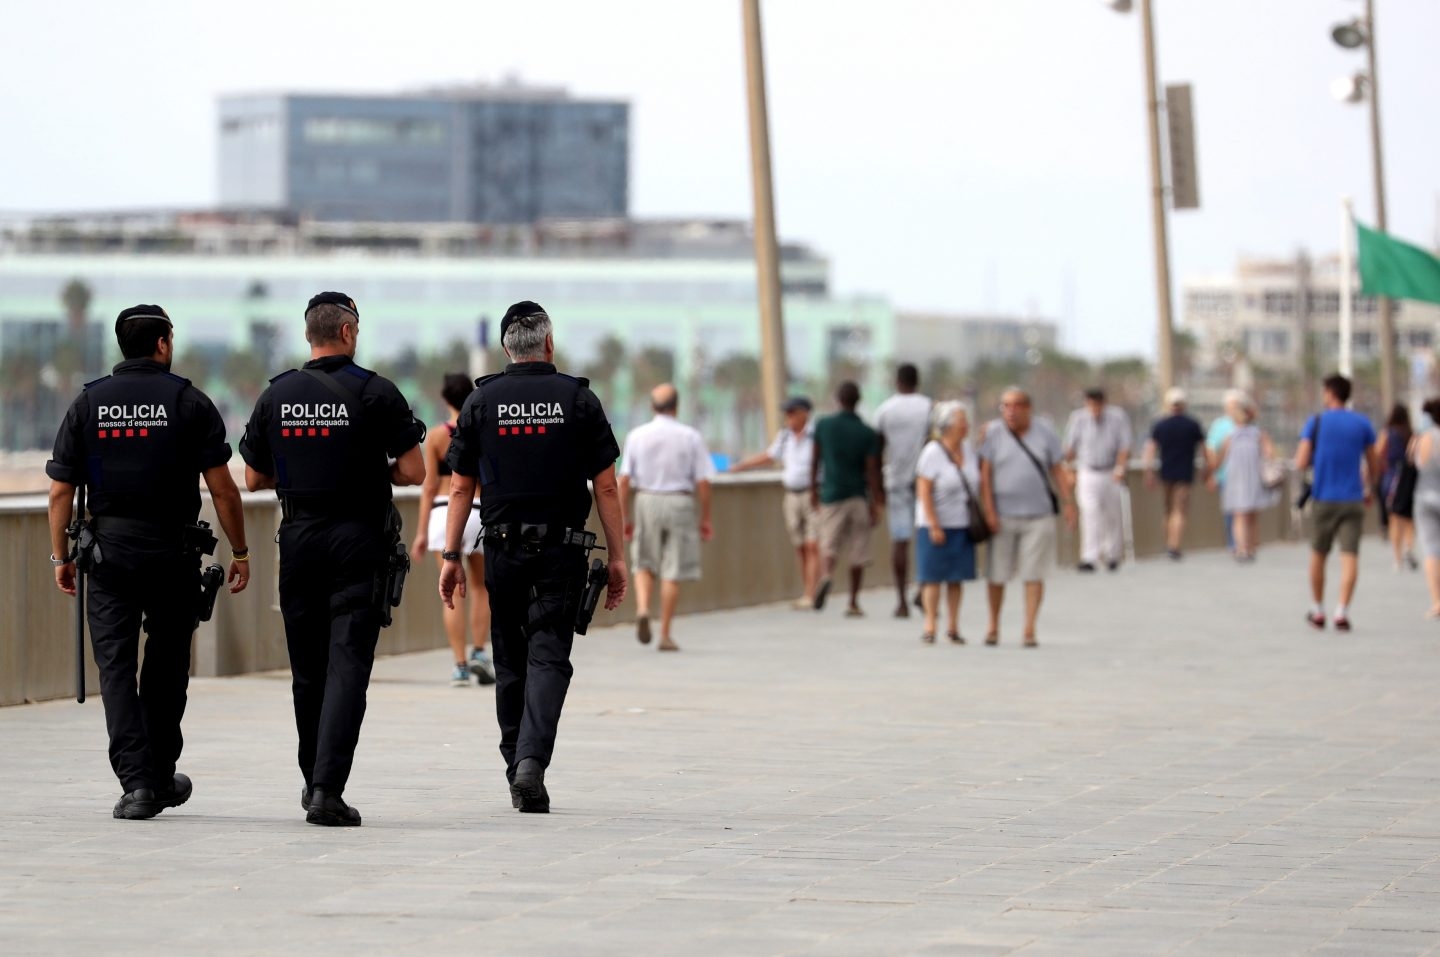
{"left": 71, "top": 485, "right": 86, "bottom": 704}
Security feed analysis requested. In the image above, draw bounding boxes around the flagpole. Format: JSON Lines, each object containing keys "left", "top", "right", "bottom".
{"left": 1339, "top": 197, "right": 1355, "bottom": 378}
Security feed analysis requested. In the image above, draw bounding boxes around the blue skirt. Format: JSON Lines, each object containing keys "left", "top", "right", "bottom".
{"left": 915, "top": 527, "right": 976, "bottom": 583}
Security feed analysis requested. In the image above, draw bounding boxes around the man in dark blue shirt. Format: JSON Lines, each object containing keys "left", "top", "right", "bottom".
{"left": 1294, "top": 374, "right": 1380, "bottom": 631}
{"left": 1143, "top": 388, "right": 1208, "bottom": 560}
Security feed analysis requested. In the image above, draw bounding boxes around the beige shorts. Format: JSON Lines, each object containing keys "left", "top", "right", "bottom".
{"left": 819, "top": 497, "right": 874, "bottom": 568}
{"left": 986, "top": 514, "right": 1057, "bottom": 584}
{"left": 782, "top": 490, "right": 820, "bottom": 547}
{"left": 632, "top": 492, "right": 702, "bottom": 581}
{"left": 1163, "top": 481, "right": 1192, "bottom": 517}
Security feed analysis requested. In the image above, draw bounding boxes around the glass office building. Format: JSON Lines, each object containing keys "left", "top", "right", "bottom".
{"left": 220, "top": 87, "right": 628, "bottom": 223}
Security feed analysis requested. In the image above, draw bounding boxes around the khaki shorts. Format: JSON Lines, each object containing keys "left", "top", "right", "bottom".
{"left": 1310, "top": 500, "right": 1365, "bottom": 555}
{"left": 632, "top": 492, "right": 702, "bottom": 581}
{"left": 819, "top": 497, "right": 874, "bottom": 568}
{"left": 1163, "top": 481, "right": 1192, "bottom": 517}
{"left": 782, "top": 490, "right": 820, "bottom": 547}
{"left": 986, "top": 514, "right": 1057, "bottom": 584}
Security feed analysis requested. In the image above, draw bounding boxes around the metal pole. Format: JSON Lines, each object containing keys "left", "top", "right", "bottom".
{"left": 1339, "top": 197, "right": 1356, "bottom": 377}
{"left": 1365, "top": 0, "right": 1396, "bottom": 409}
{"left": 741, "top": 0, "right": 788, "bottom": 440}
{"left": 1140, "top": 0, "right": 1176, "bottom": 395}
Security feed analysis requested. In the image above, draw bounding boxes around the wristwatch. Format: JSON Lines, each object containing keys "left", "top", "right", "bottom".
{"left": 441, "top": 550, "right": 462, "bottom": 562}
{"left": 49, "top": 553, "right": 69, "bottom": 566}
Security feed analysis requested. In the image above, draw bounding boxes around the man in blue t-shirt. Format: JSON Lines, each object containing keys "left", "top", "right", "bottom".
{"left": 1294, "top": 374, "right": 1380, "bottom": 631}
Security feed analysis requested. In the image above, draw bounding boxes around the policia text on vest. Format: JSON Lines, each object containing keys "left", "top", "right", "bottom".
{"left": 45, "top": 305, "right": 252, "bottom": 821}
{"left": 241, "top": 291, "right": 426, "bottom": 828}
{"left": 439, "top": 301, "right": 630, "bottom": 815}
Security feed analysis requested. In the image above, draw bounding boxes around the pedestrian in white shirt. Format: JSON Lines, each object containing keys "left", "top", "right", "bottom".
{"left": 731, "top": 396, "right": 820, "bottom": 608}
{"left": 874, "top": 363, "right": 933, "bottom": 618}
{"left": 618, "top": 384, "right": 716, "bottom": 651}
{"left": 1063, "top": 388, "right": 1133, "bottom": 572}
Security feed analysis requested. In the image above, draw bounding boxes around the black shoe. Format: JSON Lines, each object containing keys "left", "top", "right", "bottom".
{"left": 300, "top": 785, "right": 313, "bottom": 812}
{"left": 113, "top": 788, "right": 160, "bottom": 820}
{"left": 512, "top": 757, "right": 550, "bottom": 813}
{"left": 813, "top": 578, "right": 832, "bottom": 611}
{"left": 1106, "top": 560, "right": 1119, "bottom": 572}
{"left": 305, "top": 787, "right": 362, "bottom": 827}
{"left": 155, "top": 773, "right": 193, "bottom": 812}
{"left": 1166, "top": 549, "right": 1182, "bottom": 561}
{"left": 1077, "top": 562, "right": 1097, "bottom": 573}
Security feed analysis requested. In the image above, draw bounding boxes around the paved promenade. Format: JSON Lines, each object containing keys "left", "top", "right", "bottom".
{"left": 3, "top": 543, "right": 1439, "bottom": 955}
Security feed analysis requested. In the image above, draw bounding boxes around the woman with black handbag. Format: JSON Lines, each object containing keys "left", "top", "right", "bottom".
{"left": 914, "top": 401, "right": 983, "bottom": 644}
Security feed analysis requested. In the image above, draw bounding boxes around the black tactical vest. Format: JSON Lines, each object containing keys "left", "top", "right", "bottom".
{"left": 472, "top": 370, "right": 592, "bottom": 526}
{"left": 263, "top": 364, "right": 390, "bottom": 513}
{"left": 82, "top": 370, "right": 196, "bottom": 524}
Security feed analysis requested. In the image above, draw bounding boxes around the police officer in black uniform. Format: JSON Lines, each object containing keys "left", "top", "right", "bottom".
{"left": 240, "top": 292, "right": 425, "bottom": 827}
{"left": 46, "top": 305, "right": 251, "bottom": 820}
{"left": 439, "top": 301, "right": 629, "bottom": 812}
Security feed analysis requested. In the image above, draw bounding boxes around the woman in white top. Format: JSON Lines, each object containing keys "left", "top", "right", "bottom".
{"left": 914, "top": 401, "right": 980, "bottom": 644}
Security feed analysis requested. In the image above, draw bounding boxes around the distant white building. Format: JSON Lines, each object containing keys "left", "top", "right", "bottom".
{"left": 895, "top": 313, "right": 1059, "bottom": 371}
{"left": 1182, "top": 254, "right": 1440, "bottom": 372}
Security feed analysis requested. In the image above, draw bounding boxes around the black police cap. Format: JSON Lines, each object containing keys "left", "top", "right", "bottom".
{"left": 500, "top": 301, "right": 548, "bottom": 341}
{"left": 306, "top": 291, "right": 359, "bottom": 319}
{"left": 114, "top": 304, "right": 172, "bottom": 336}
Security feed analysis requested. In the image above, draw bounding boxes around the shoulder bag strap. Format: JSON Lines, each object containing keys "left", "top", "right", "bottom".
{"left": 1006, "top": 427, "right": 1059, "bottom": 514}
{"left": 302, "top": 367, "right": 366, "bottom": 429}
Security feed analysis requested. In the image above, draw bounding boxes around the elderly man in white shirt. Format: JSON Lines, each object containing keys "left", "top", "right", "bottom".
{"left": 619, "top": 383, "right": 716, "bottom": 651}
{"left": 730, "top": 396, "right": 820, "bottom": 608}
{"left": 1063, "top": 387, "right": 1133, "bottom": 572}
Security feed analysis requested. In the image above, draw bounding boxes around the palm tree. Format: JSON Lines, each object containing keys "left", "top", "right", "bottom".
{"left": 583, "top": 335, "right": 627, "bottom": 402}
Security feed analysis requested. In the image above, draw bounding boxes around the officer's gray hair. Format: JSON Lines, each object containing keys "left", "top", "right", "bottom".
{"left": 503, "top": 311, "right": 552, "bottom": 361}
{"left": 306, "top": 304, "right": 354, "bottom": 345}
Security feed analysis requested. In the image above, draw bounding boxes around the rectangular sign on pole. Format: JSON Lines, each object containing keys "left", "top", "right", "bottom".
{"left": 1165, "top": 83, "right": 1200, "bottom": 211}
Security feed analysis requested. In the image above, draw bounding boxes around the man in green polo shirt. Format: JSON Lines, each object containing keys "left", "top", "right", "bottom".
{"left": 810, "top": 381, "right": 883, "bottom": 615}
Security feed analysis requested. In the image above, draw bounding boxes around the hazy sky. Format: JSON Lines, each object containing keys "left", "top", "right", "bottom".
{"left": 2, "top": 0, "right": 1437, "bottom": 358}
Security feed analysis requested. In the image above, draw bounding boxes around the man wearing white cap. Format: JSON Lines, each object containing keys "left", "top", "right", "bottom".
{"left": 1143, "top": 387, "right": 1207, "bottom": 560}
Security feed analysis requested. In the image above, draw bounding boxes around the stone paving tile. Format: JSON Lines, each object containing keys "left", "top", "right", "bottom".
{"left": 2, "top": 544, "right": 1439, "bottom": 954}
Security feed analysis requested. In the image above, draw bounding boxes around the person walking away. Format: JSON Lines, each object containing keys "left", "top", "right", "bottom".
{"left": 914, "top": 401, "right": 979, "bottom": 644}
{"left": 1294, "top": 373, "right": 1380, "bottom": 631}
{"left": 46, "top": 304, "right": 250, "bottom": 820}
{"left": 439, "top": 301, "right": 628, "bottom": 812}
{"left": 1376, "top": 403, "right": 1417, "bottom": 571}
{"left": 618, "top": 383, "right": 715, "bottom": 652}
{"left": 1409, "top": 398, "right": 1440, "bottom": 617}
{"left": 874, "top": 363, "right": 933, "bottom": 617}
{"left": 412, "top": 373, "right": 495, "bottom": 686}
{"left": 1143, "top": 387, "right": 1207, "bottom": 560}
{"left": 730, "top": 396, "right": 820, "bottom": 608}
{"left": 1063, "top": 388, "right": 1132, "bottom": 572}
{"left": 978, "top": 387, "right": 1073, "bottom": 647}
{"left": 241, "top": 292, "right": 426, "bottom": 826}
{"left": 1216, "top": 396, "right": 1277, "bottom": 562}
{"left": 811, "top": 381, "right": 883, "bottom": 616}
{"left": 1206, "top": 391, "right": 1244, "bottom": 553}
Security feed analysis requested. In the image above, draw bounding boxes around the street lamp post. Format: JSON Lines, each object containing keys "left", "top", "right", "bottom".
{"left": 1332, "top": 0, "right": 1397, "bottom": 410}
{"left": 1106, "top": 0, "right": 1177, "bottom": 395}
{"left": 741, "top": 0, "right": 788, "bottom": 440}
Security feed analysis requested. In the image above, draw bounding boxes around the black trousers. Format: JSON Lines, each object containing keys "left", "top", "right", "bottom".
{"left": 86, "top": 534, "right": 200, "bottom": 794}
{"left": 485, "top": 541, "right": 585, "bottom": 778}
{"left": 277, "top": 516, "right": 385, "bottom": 794}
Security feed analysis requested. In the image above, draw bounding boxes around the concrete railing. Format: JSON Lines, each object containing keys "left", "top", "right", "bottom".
{"left": 0, "top": 469, "right": 1296, "bottom": 706}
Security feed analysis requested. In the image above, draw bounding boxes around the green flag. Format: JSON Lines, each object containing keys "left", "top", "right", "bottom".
{"left": 1356, "top": 221, "right": 1440, "bottom": 305}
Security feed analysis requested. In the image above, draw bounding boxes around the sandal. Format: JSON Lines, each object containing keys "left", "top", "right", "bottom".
{"left": 984, "top": 632, "right": 999, "bottom": 646}
{"left": 921, "top": 632, "right": 936, "bottom": 644}
{"left": 947, "top": 631, "right": 965, "bottom": 645}
{"left": 1023, "top": 634, "right": 1039, "bottom": 648}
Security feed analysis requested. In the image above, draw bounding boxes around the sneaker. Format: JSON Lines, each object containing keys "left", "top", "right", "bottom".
{"left": 1077, "top": 562, "right": 1097, "bottom": 573}
{"left": 1334, "top": 616, "right": 1352, "bottom": 632}
{"left": 468, "top": 649, "right": 496, "bottom": 686}
{"left": 813, "top": 578, "right": 832, "bottom": 611}
{"left": 1106, "top": 560, "right": 1120, "bottom": 572}
{"left": 1306, "top": 611, "right": 1326, "bottom": 630}
{"left": 1166, "top": 549, "right": 1182, "bottom": 561}
{"left": 450, "top": 664, "right": 470, "bottom": 687}
{"left": 1406, "top": 553, "right": 1420, "bottom": 571}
